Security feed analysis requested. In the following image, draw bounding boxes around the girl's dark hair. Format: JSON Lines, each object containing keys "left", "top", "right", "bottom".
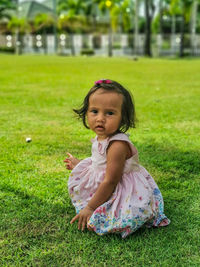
{"left": 73, "top": 80, "right": 136, "bottom": 133}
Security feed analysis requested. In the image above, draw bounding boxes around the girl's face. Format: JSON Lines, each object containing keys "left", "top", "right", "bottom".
{"left": 86, "top": 88, "right": 123, "bottom": 140}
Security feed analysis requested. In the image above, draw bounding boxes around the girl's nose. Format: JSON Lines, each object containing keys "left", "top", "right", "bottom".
{"left": 96, "top": 113, "right": 105, "bottom": 122}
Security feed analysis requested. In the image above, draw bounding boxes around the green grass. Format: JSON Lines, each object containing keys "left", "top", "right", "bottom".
{"left": 0, "top": 55, "right": 199, "bottom": 266}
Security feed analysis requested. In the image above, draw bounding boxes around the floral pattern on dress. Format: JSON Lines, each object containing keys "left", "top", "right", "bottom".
{"left": 68, "top": 133, "right": 170, "bottom": 238}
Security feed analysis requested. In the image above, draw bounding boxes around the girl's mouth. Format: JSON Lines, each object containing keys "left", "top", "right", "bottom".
{"left": 96, "top": 125, "right": 104, "bottom": 130}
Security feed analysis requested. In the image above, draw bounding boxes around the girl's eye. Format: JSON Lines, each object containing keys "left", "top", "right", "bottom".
{"left": 107, "top": 111, "right": 114, "bottom": 115}
{"left": 91, "top": 109, "right": 98, "bottom": 114}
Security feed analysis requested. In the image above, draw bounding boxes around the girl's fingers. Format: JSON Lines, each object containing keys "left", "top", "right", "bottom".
{"left": 64, "top": 153, "right": 73, "bottom": 163}
{"left": 82, "top": 220, "right": 86, "bottom": 231}
{"left": 71, "top": 214, "right": 89, "bottom": 231}
{"left": 66, "top": 152, "right": 73, "bottom": 158}
{"left": 70, "top": 214, "right": 79, "bottom": 224}
{"left": 78, "top": 217, "right": 83, "bottom": 230}
{"left": 66, "top": 165, "right": 71, "bottom": 170}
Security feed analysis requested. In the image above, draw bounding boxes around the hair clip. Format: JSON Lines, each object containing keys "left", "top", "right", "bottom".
{"left": 95, "top": 79, "right": 111, "bottom": 85}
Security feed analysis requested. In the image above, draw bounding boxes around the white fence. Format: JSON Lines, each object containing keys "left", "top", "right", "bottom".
{"left": 1, "top": 33, "right": 200, "bottom": 56}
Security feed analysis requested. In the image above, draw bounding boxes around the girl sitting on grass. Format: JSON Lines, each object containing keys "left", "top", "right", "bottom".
{"left": 64, "top": 79, "right": 170, "bottom": 238}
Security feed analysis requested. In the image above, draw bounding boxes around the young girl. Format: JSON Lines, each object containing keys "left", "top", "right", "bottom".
{"left": 64, "top": 79, "right": 170, "bottom": 238}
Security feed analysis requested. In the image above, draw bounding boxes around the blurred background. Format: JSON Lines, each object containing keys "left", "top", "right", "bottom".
{"left": 0, "top": 0, "right": 200, "bottom": 57}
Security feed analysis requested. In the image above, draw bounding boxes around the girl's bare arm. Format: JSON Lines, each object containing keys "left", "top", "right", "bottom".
{"left": 70, "top": 141, "right": 129, "bottom": 230}
{"left": 87, "top": 141, "right": 129, "bottom": 210}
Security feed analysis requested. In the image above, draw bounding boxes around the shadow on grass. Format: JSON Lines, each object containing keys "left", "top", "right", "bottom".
{"left": 0, "top": 140, "right": 199, "bottom": 247}
{"left": 135, "top": 140, "right": 199, "bottom": 181}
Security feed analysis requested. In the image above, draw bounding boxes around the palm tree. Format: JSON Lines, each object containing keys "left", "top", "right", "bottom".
{"left": 168, "top": 0, "right": 181, "bottom": 54}
{"left": 179, "top": 0, "right": 193, "bottom": 57}
{"left": 190, "top": 0, "right": 199, "bottom": 55}
{"left": 119, "top": 0, "right": 133, "bottom": 33}
{"left": 134, "top": 0, "right": 140, "bottom": 55}
{"left": 58, "top": 0, "right": 85, "bottom": 15}
{"left": 144, "top": 0, "right": 155, "bottom": 57}
{"left": 57, "top": 0, "right": 87, "bottom": 55}
{"left": 95, "top": 0, "right": 133, "bottom": 56}
{"left": 95, "top": 0, "right": 113, "bottom": 56}
{"left": 58, "top": 14, "right": 86, "bottom": 55}
{"left": 0, "top": 0, "right": 16, "bottom": 20}
{"left": 159, "top": 0, "right": 163, "bottom": 36}
{"left": 7, "top": 16, "right": 29, "bottom": 54}
{"left": 34, "top": 13, "right": 55, "bottom": 54}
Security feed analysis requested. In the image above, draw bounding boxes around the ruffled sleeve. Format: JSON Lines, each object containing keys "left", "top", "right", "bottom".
{"left": 108, "top": 133, "right": 138, "bottom": 157}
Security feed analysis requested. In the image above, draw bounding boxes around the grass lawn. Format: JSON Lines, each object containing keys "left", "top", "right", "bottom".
{"left": 0, "top": 55, "right": 199, "bottom": 266}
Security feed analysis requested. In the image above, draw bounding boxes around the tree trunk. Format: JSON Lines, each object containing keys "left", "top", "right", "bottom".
{"left": 159, "top": 0, "right": 163, "bottom": 35}
{"left": 92, "top": 14, "right": 97, "bottom": 32}
{"left": 108, "top": 13, "right": 112, "bottom": 57}
{"left": 53, "top": 0, "right": 57, "bottom": 53}
{"left": 43, "top": 29, "right": 47, "bottom": 55}
{"left": 108, "top": 25, "right": 113, "bottom": 57}
{"left": 144, "top": 0, "right": 152, "bottom": 56}
{"left": 190, "top": 0, "right": 198, "bottom": 55}
{"left": 15, "top": 0, "right": 20, "bottom": 55}
{"left": 180, "top": 15, "right": 185, "bottom": 57}
{"left": 15, "top": 28, "right": 20, "bottom": 55}
{"left": 171, "top": 15, "right": 176, "bottom": 54}
{"left": 70, "top": 34, "right": 75, "bottom": 56}
{"left": 134, "top": 0, "right": 139, "bottom": 55}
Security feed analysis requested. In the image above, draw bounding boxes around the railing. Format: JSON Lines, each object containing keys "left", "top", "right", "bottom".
{"left": 0, "top": 33, "right": 200, "bottom": 56}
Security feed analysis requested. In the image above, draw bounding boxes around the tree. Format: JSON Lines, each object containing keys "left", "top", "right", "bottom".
{"left": 179, "top": 0, "right": 193, "bottom": 57}
{"left": 0, "top": 0, "right": 16, "bottom": 20}
{"left": 168, "top": 0, "right": 181, "bottom": 53}
{"left": 33, "top": 13, "right": 55, "bottom": 54}
{"left": 144, "top": 0, "right": 155, "bottom": 57}
{"left": 94, "top": 0, "right": 133, "bottom": 56}
{"left": 7, "top": 16, "right": 29, "bottom": 54}
{"left": 120, "top": 0, "right": 133, "bottom": 32}
{"left": 7, "top": 16, "right": 29, "bottom": 33}
{"left": 95, "top": 0, "right": 113, "bottom": 56}
{"left": 134, "top": 0, "right": 140, "bottom": 55}
{"left": 58, "top": 14, "right": 86, "bottom": 55}
{"left": 57, "top": 0, "right": 89, "bottom": 55}
{"left": 57, "top": 0, "right": 86, "bottom": 16}
{"left": 190, "top": 0, "right": 199, "bottom": 55}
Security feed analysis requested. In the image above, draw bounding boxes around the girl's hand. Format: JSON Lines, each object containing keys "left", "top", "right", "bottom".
{"left": 70, "top": 206, "right": 94, "bottom": 231}
{"left": 64, "top": 152, "right": 80, "bottom": 170}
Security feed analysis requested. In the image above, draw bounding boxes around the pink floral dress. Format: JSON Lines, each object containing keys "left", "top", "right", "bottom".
{"left": 68, "top": 133, "right": 170, "bottom": 238}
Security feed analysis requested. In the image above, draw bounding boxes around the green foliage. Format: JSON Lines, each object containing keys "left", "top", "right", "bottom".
{"left": 56, "top": 0, "right": 133, "bottom": 33}
{"left": 180, "top": 0, "right": 194, "bottom": 22}
{"left": 0, "top": 46, "right": 14, "bottom": 53}
{"left": 0, "top": 0, "right": 16, "bottom": 20}
{"left": 58, "top": 13, "right": 86, "bottom": 33}
{"left": 7, "top": 16, "right": 30, "bottom": 33}
{"left": 98, "top": 0, "right": 133, "bottom": 32}
{"left": 34, "top": 13, "right": 55, "bottom": 31}
{"left": 169, "top": 0, "right": 181, "bottom": 16}
{"left": 0, "top": 55, "right": 199, "bottom": 266}
{"left": 57, "top": 0, "right": 87, "bottom": 15}
{"left": 80, "top": 48, "right": 95, "bottom": 55}
{"left": 152, "top": 13, "right": 160, "bottom": 34}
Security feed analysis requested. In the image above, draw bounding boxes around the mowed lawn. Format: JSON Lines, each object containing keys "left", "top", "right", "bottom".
{"left": 0, "top": 55, "right": 199, "bottom": 266}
